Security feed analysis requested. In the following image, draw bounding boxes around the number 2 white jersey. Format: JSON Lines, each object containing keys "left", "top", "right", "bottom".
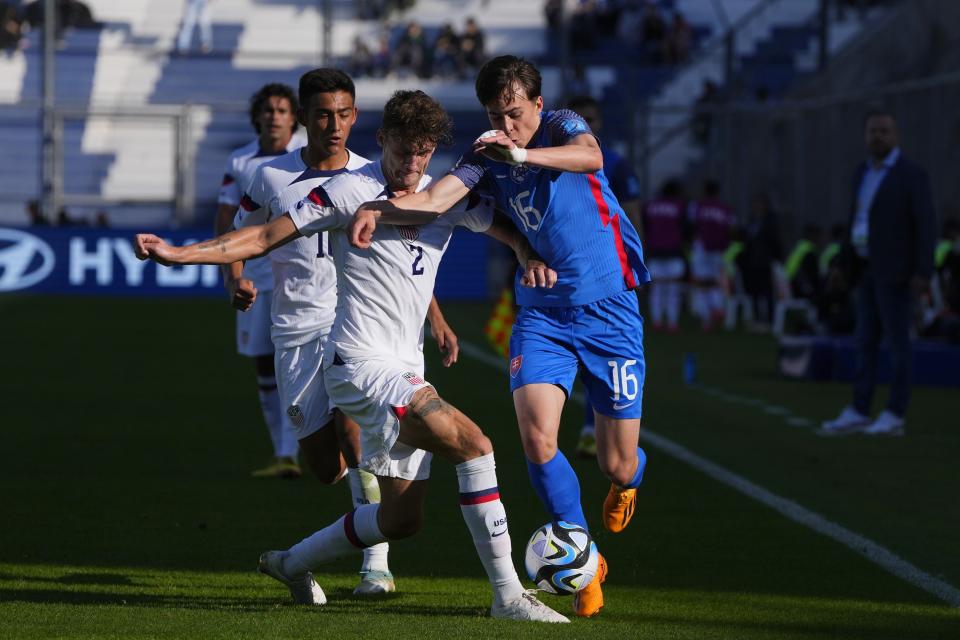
{"left": 286, "top": 160, "right": 494, "bottom": 369}
{"left": 233, "top": 148, "right": 371, "bottom": 349}
{"left": 218, "top": 134, "right": 305, "bottom": 292}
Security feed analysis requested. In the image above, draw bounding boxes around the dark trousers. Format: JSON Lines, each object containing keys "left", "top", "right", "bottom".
{"left": 852, "top": 270, "right": 913, "bottom": 417}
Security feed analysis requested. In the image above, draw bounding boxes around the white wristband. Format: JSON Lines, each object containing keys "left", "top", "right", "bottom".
{"left": 508, "top": 146, "right": 527, "bottom": 165}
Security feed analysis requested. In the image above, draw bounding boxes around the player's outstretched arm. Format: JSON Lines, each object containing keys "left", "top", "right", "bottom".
{"left": 426, "top": 296, "right": 459, "bottom": 368}
{"left": 476, "top": 131, "right": 602, "bottom": 174}
{"left": 133, "top": 215, "right": 301, "bottom": 266}
{"left": 484, "top": 212, "right": 557, "bottom": 289}
{"left": 349, "top": 175, "right": 472, "bottom": 248}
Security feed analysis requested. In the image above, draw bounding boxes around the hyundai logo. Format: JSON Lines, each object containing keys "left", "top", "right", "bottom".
{"left": 0, "top": 228, "right": 56, "bottom": 292}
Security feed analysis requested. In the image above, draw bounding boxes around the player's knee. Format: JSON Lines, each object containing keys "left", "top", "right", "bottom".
{"left": 305, "top": 454, "right": 345, "bottom": 485}
{"left": 519, "top": 427, "right": 557, "bottom": 463}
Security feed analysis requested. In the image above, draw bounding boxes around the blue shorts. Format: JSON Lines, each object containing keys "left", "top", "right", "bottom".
{"left": 509, "top": 289, "right": 645, "bottom": 419}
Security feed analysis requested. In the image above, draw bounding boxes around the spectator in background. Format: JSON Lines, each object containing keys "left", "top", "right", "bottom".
{"left": 430, "top": 22, "right": 459, "bottom": 78}
{"left": 177, "top": 0, "right": 212, "bottom": 55}
{"left": 372, "top": 28, "right": 391, "bottom": 77}
{"left": 664, "top": 10, "right": 692, "bottom": 64}
{"left": 0, "top": 1, "right": 23, "bottom": 53}
{"left": 21, "top": 0, "right": 98, "bottom": 42}
{"left": 616, "top": 0, "right": 645, "bottom": 51}
{"left": 785, "top": 223, "right": 823, "bottom": 302}
{"left": 26, "top": 199, "right": 46, "bottom": 225}
{"left": 391, "top": 21, "right": 428, "bottom": 78}
{"left": 349, "top": 35, "right": 374, "bottom": 78}
{"left": 642, "top": 179, "right": 688, "bottom": 333}
{"left": 569, "top": 0, "right": 598, "bottom": 51}
{"left": 640, "top": 0, "right": 666, "bottom": 63}
{"left": 821, "top": 109, "right": 937, "bottom": 437}
{"left": 458, "top": 16, "right": 485, "bottom": 71}
{"left": 691, "top": 78, "right": 721, "bottom": 146}
{"left": 544, "top": 0, "right": 562, "bottom": 33}
{"left": 688, "top": 179, "right": 734, "bottom": 331}
{"left": 739, "top": 192, "right": 782, "bottom": 328}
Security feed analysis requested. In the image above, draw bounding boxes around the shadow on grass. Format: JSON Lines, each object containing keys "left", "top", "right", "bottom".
{"left": 0, "top": 587, "right": 484, "bottom": 618}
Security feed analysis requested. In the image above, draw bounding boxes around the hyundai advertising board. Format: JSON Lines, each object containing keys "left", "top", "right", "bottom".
{"left": 0, "top": 226, "right": 489, "bottom": 299}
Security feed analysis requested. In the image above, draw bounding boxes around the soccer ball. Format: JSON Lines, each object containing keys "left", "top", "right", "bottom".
{"left": 524, "top": 521, "right": 599, "bottom": 595}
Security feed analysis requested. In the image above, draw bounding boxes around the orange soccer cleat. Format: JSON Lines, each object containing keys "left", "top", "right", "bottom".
{"left": 573, "top": 553, "right": 607, "bottom": 617}
{"left": 602, "top": 484, "right": 637, "bottom": 533}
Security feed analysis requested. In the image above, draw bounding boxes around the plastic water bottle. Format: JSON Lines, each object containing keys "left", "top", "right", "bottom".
{"left": 683, "top": 352, "right": 697, "bottom": 385}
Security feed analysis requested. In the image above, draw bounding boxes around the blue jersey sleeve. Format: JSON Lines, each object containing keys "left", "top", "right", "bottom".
{"left": 543, "top": 109, "right": 594, "bottom": 147}
{"left": 449, "top": 147, "right": 488, "bottom": 190}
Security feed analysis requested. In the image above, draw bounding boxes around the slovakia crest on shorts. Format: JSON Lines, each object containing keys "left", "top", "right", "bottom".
{"left": 403, "top": 372, "right": 425, "bottom": 385}
{"left": 509, "top": 355, "right": 522, "bottom": 378}
{"left": 398, "top": 225, "right": 419, "bottom": 242}
{"left": 287, "top": 405, "right": 304, "bottom": 426}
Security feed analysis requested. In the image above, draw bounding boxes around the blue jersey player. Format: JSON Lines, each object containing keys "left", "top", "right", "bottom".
{"left": 349, "top": 56, "right": 650, "bottom": 618}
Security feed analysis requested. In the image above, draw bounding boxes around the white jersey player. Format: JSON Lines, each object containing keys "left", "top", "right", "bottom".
{"left": 133, "top": 89, "right": 568, "bottom": 623}
{"left": 215, "top": 83, "right": 305, "bottom": 479}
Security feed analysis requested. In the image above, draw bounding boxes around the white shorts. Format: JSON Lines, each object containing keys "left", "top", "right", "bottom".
{"left": 236, "top": 290, "right": 274, "bottom": 357}
{"left": 690, "top": 244, "right": 725, "bottom": 282}
{"left": 323, "top": 355, "right": 433, "bottom": 481}
{"left": 646, "top": 257, "right": 686, "bottom": 281}
{"left": 276, "top": 336, "right": 333, "bottom": 440}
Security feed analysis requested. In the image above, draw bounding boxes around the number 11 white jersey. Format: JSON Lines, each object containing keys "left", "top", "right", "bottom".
{"left": 233, "top": 148, "right": 371, "bottom": 349}
{"left": 285, "top": 160, "right": 493, "bottom": 369}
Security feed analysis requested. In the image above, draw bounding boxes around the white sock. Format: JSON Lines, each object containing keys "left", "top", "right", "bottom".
{"left": 283, "top": 504, "right": 385, "bottom": 578}
{"left": 348, "top": 468, "right": 390, "bottom": 573}
{"left": 257, "top": 376, "right": 284, "bottom": 456}
{"left": 666, "top": 281, "right": 681, "bottom": 327}
{"left": 649, "top": 282, "right": 664, "bottom": 324}
{"left": 455, "top": 453, "right": 524, "bottom": 607}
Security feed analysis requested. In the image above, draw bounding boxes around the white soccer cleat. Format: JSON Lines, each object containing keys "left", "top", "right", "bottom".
{"left": 819, "top": 406, "right": 870, "bottom": 436}
{"left": 257, "top": 550, "right": 327, "bottom": 605}
{"left": 490, "top": 590, "right": 570, "bottom": 623}
{"left": 863, "top": 410, "right": 905, "bottom": 437}
{"left": 353, "top": 570, "right": 396, "bottom": 595}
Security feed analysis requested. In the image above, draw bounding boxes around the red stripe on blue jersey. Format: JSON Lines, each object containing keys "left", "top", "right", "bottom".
{"left": 588, "top": 174, "right": 637, "bottom": 289}
{"left": 239, "top": 194, "right": 259, "bottom": 212}
{"left": 343, "top": 509, "right": 369, "bottom": 548}
{"left": 459, "top": 487, "right": 500, "bottom": 505}
{"left": 221, "top": 173, "right": 235, "bottom": 186}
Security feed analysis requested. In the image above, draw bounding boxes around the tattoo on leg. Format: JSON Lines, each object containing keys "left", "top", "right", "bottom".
{"left": 411, "top": 392, "right": 452, "bottom": 418}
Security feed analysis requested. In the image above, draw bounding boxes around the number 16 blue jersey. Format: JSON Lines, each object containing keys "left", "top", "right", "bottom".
{"left": 450, "top": 109, "right": 650, "bottom": 307}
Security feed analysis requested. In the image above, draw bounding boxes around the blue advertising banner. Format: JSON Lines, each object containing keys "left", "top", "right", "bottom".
{"left": 0, "top": 226, "right": 491, "bottom": 300}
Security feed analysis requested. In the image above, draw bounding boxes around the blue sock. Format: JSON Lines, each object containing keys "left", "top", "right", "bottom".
{"left": 526, "top": 451, "right": 588, "bottom": 531}
{"left": 624, "top": 447, "right": 647, "bottom": 489}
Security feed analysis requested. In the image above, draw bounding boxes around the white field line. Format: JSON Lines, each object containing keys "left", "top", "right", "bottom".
{"left": 456, "top": 339, "right": 960, "bottom": 608}
{"left": 693, "top": 382, "right": 816, "bottom": 429}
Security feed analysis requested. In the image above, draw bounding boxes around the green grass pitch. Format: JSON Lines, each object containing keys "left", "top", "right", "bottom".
{"left": 1, "top": 296, "right": 958, "bottom": 639}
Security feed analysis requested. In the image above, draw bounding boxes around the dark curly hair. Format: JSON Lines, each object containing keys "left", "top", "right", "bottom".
{"left": 249, "top": 83, "right": 299, "bottom": 134}
{"left": 475, "top": 55, "right": 541, "bottom": 106}
{"left": 380, "top": 90, "right": 454, "bottom": 147}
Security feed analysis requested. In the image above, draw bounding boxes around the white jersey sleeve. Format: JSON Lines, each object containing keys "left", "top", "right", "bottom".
{"left": 233, "top": 164, "right": 271, "bottom": 229}
{"left": 446, "top": 193, "right": 495, "bottom": 233}
{"left": 286, "top": 183, "right": 357, "bottom": 237}
{"left": 217, "top": 155, "right": 242, "bottom": 206}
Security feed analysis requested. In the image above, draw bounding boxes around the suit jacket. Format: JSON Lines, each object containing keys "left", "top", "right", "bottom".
{"left": 841, "top": 154, "right": 937, "bottom": 285}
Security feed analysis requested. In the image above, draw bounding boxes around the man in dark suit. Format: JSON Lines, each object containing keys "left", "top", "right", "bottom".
{"left": 821, "top": 109, "right": 937, "bottom": 437}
